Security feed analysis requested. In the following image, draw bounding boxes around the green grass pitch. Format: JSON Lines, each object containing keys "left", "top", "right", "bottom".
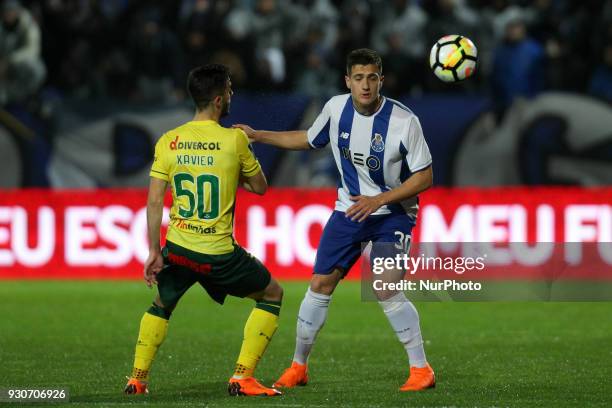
{"left": 1, "top": 281, "right": 610, "bottom": 407}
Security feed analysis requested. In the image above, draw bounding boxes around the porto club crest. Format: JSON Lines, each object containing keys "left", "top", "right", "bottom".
{"left": 371, "top": 133, "right": 385, "bottom": 153}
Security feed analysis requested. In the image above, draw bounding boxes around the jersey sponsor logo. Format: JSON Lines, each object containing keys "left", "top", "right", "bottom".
{"left": 371, "top": 133, "right": 385, "bottom": 152}
{"left": 352, "top": 152, "right": 365, "bottom": 166}
{"left": 175, "top": 219, "right": 217, "bottom": 235}
{"left": 341, "top": 147, "right": 381, "bottom": 171}
{"left": 366, "top": 155, "right": 381, "bottom": 171}
{"left": 340, "top": 131, "right": 350, "bottom": 139}
{"left": 169, "top": 135, "right": 221, "bottom": 151}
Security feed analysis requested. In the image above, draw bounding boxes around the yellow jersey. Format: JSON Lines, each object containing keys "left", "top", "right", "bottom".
{"left": 150, "top": 120, "right": 261, "bottom": 255}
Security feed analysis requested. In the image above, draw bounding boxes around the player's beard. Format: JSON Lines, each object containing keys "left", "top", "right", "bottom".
{"left": 220, "top": 97, "right": 230, "bottom": 118}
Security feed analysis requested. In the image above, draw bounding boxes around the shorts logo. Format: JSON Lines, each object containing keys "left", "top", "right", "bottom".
{"left": 340, "top": 131, "right": 350, "bottom": 140}
{"left": 167, "top": 252, "right": 211, "bottom": 274}
{"left": 371, "top": 133, "right": 385, "bottom": 152}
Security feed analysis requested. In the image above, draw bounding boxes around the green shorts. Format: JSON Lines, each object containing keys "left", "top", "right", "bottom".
{"left": 156, "top": 240, "right": 271, "bottom": 307}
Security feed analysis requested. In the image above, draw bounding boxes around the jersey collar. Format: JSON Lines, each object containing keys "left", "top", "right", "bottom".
{"left": 352, "top": 96, "right": 387, "bottom": 118}
{"left": 188, "top": 120, "right": 218, "bottom": 126}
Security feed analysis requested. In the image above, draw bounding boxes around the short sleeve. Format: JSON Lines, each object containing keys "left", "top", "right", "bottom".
{"left": 236, "top": 130, "right": 261, "bottom": 177}
{"left": 306, "top": 101, "right": 332, "bottom": 149}
{"left": 150, "top": 135, "right": 170, "bottom": 181}
{"left": 403, "top": 117, "right": 432, "bottom": 172}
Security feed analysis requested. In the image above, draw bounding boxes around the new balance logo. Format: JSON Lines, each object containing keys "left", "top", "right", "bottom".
{"left": 340, "top": 132, "right": 350, "bottom": 139}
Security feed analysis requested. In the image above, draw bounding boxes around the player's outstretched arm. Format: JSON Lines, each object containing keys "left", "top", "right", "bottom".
{"left": 233, "top": 124, "right": 310, "bottom": 150}
{"left": 144, "top": 177, "right": 167, "bottom": 287}
{"left": 346, "top": 166, "right": 433, "bottom": 222}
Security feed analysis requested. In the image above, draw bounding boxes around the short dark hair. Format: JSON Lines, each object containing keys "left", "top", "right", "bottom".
{"left": 346, "top": 48, "right": 382, "bottom": 75}
{"left": 187, "top": 64, "right": 230, "bottom": 110}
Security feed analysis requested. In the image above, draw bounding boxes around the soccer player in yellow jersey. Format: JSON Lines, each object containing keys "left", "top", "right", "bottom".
{"left": 124, "top": 64, "right": 283, "bottom": 397}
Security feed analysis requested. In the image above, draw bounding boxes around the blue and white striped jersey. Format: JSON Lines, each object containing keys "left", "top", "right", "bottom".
{"left": 307, "top": 94, "right": 432, "bottom": 217}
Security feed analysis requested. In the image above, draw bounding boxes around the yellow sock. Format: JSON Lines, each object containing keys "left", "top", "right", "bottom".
{"left": 233, "top": 301, "right": 281, "bottom": 378}
{"left": 131, "top": 311, "right": 169, "bottom": 381}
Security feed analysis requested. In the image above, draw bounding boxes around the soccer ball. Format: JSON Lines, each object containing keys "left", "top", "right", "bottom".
{"left": 429, "top": 35, "right": 478, "bottom": 83}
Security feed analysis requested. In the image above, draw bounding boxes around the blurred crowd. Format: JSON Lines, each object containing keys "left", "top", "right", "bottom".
{"left": 1, "top": 0, "right": 612, "bottom": 108}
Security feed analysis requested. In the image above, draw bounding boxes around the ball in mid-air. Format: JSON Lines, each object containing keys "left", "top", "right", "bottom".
{"left": 429, "top": 35, "right": 478, "bottom": 83}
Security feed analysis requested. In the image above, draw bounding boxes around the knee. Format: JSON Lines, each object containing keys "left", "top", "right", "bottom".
{"left": 309, "top": 271, "right": 341, "bottom": 296}
{"left": 148, "top": 297, "right": 175, "bottom": 319}
{"left": 263, "top": 279, "right": 283, "bottom": 302}
{"left": 310, "top": 278, "right": 330, "bottom": 295}
{"left": 309, "top": 279, "right": 331, "bottom": 295}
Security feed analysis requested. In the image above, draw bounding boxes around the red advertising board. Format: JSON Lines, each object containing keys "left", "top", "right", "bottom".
{"left": 0, "top": 187, "right": 610, "bottom": 279}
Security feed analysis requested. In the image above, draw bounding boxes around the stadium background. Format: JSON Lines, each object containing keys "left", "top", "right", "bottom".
{"left": 0, "top": 0, "right": 611, "bottom": 407}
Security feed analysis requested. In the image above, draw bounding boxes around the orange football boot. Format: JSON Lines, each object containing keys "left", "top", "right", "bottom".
{"left": 273, "top": 361, "right": 308, "bottom": 388}
{"left": 124, "top": 377, "right": 148, "bottom": 395}
{"left": 227, "top": 377, "right": 282, "bottom": 396}
{"left": 399, "top": 363, "right": 435, "bottom": 391}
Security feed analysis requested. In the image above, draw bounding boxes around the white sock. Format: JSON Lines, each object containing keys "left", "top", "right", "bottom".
{"left": 380, "top": 292, "right": 427, "bottom": 368}
{"left": 293, "top": 288, "right": 331, "bottom": 365}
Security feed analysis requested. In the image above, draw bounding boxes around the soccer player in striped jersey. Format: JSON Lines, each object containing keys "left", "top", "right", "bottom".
{"left": 234, "top": 48, "right": 435, "bottom": 392}
{"left": 124, "top": 64, "right": 282, "bottom": 397}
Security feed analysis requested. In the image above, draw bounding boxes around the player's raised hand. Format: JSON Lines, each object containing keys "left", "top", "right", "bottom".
{"left": 346, "top": 195, "right": 384, "bottom": 222}
{"left": 232, "top": 124, "right": 257, "bottom": 142}
{"left": 143, "top": 251, "right": 163, "bottom": 288}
